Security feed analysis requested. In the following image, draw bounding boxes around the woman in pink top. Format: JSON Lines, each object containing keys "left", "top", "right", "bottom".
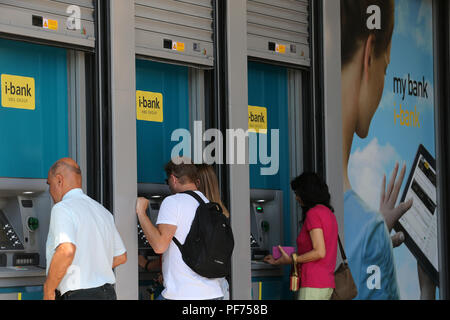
{"left": 264, "top": 172, "right": 338, "bottom": 300}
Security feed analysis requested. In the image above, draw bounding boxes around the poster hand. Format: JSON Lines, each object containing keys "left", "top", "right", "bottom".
{"left": 379, "top": 162, "right": 413, "bottom": 247}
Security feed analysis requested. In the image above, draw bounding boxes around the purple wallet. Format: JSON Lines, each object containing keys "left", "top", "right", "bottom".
{"left": 272, "top": 246, "right": 296, "bottom": 260}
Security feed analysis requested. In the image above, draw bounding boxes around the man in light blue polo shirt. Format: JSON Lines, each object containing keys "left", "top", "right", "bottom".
{"left": 44, "top": 158, "right": 127, "bottom": 300}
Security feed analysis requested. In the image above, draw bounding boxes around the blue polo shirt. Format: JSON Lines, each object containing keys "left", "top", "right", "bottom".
{"left": 344, "top": 190, "right": 400, "bottom": 300}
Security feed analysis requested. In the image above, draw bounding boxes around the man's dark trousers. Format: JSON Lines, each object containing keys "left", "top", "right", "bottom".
{"left": 56, "top": 284, "right": 117, "bottom": 300}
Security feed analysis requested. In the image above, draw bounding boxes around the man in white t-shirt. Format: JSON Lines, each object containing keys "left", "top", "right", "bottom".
{"left": 44, "top": 158, "right": 127, "bottom": 300}
{"left": 136, "top": 158, "right": 223, "bottom": 300}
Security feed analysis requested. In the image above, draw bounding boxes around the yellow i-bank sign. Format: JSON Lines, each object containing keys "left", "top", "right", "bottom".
{"left": 248, "top": 105, "right": 268, "bottom": 134}
{"left": 136, "top": 90, "right": 163, "bottom": 122}
{"left": 1, "top": 74, "right": 36, "bottom": 110}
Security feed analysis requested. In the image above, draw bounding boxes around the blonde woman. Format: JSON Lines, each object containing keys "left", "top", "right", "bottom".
{"left": 195, "top": 164, "right": 230, "bottom": 218}
{"left": 195, "top": 164, "right": 230, "bottom": 299}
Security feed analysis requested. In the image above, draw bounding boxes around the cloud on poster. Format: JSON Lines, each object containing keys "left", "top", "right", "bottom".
{"left": 395, "top": 0, "right": 433, "bottom": 55}
{"left": 348, "top": 138, "right": 402, "bottom": 211}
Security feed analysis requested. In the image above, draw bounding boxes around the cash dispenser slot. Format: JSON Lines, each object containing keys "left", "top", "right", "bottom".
{"left": 13, "top": 253, "right": 39, "bottom": 267}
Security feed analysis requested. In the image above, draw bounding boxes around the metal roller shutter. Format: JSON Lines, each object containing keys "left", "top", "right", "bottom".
{"left": 247, "top": 0, "right": 310, "bottom": 67}
{"left": 0, "top": 0, "right": 95, "bottom": 48}
{"left": 135, "top": 0, "right": 214, "bottom": 67}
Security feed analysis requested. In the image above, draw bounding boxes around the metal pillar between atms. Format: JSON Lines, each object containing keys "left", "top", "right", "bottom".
{"left": 227, "top": 0, "right": 253, "bottom": 301}
{"left": 108, "top": 0, "right": 139, "bottom": 300}
{"left": 320, "top": 0, "right": 345, "bottom": 249}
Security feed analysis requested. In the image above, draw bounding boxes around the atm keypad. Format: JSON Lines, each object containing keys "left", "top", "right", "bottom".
{"left": 0, "top": 210, "right": 24, "bottom": 250}
{"left": 137, "top": 223, "right": 151, "bottom": 249}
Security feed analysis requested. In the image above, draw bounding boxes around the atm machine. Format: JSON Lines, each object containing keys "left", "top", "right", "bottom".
{"left": 0, "top": 0, "right": 93, "bottom": 299}
{"left": 134, "top": 58, "right": 193, "bottom": 300}
{"left": 0, "top": 180, "right": 51, "bottom": 300}
{"left": 133, "top": 0, "right": 214, "bottom": 300}
{"left": 247, "top": 0, "right": 308, "bottom": 300}
{"left": 248, "top": 62, "right": 301, "bottom": 300}
{"left": 136, "top": 183, "right": 170, "bottom": 300}
{"left": 250, "top": 189, "right": 285, "bottom": 299}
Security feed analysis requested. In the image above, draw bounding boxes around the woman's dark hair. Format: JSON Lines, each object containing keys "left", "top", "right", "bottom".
{"left": 341, "top": 0, "right": 395, "bottom": 68}
{"left": 291, "top": 172, "right": 334, "bottom": 221}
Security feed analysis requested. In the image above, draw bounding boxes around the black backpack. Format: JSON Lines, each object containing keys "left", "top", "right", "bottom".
{"left": 172, "top": 191, "right": 234, "bottom": 279}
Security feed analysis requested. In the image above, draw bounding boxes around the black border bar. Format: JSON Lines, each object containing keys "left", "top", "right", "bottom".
{"left": 434, "top": 0, "right": 450, "bottom": 300}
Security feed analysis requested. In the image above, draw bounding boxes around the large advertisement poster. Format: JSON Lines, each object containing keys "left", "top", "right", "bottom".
{"left": 341, "top": 0, "right": 438, "bottom": 299}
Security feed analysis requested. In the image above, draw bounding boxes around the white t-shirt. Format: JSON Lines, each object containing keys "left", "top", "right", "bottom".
{"left": 46, "top": 189, "right": 126, "bottom": 295}
{"left": 157, "top": 191, "right": 224, "bottom": 300}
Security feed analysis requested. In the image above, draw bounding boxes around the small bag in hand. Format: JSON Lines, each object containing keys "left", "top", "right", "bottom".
{"left": 331, "top": 236, "right": 358, "bottom": 300}
{"left": 289, "top": 253, "right": 300, "bottom": 292}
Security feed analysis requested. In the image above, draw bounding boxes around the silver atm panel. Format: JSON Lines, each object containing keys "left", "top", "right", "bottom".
{"left": 0, "top": 179, "right": 51, "bottom": 288}
{"left": 250, "top": 189, "right": 283, "bottom": 277}
{"left": 247, "top": 0, "right": 310, "bottom": 67}
{"left": 0, "top": 0, "right": 96, "bottom": 48}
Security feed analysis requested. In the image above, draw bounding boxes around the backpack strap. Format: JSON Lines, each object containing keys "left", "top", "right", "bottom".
{"left": 182, "top": 190, "right": 206, "bottom": 205}
{"left": 172, "top": 236, "right": 183, "bottom": 250}
{"left": 171, "top": 191, "right": 204, "bottom": 251}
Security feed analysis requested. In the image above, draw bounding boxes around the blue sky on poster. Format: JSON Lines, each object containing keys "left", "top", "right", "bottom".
{"left": 348, "top": 0, "right": 436, "bottom": 300}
